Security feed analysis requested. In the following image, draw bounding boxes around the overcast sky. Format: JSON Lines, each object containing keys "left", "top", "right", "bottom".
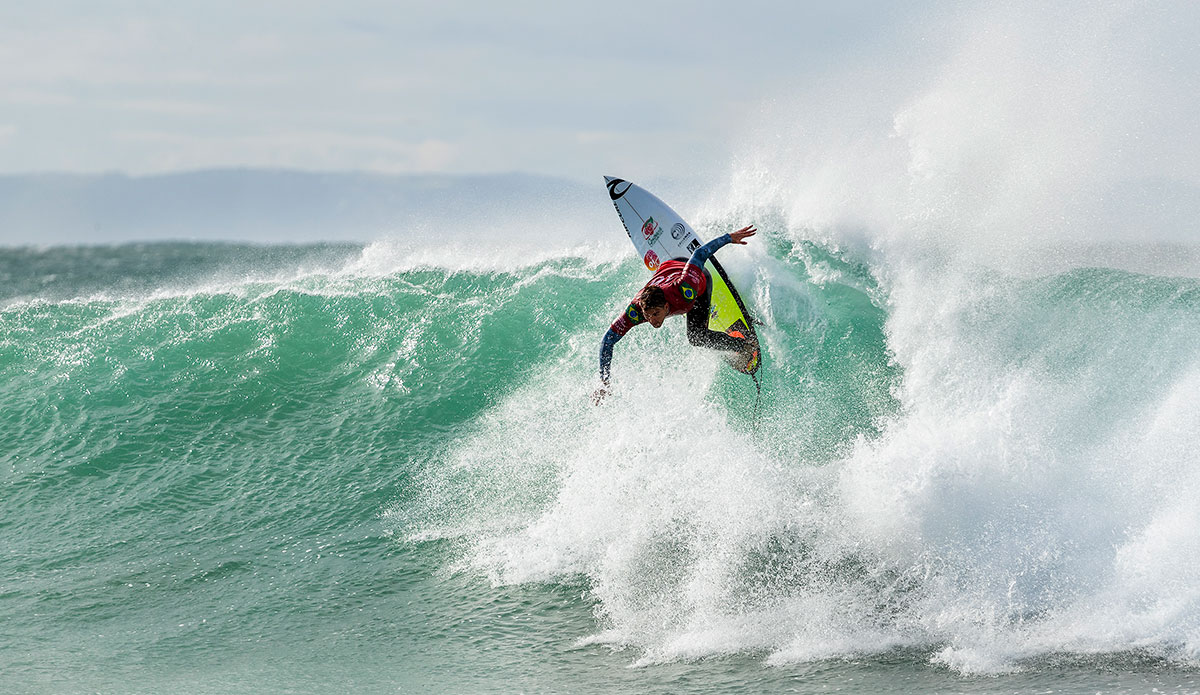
{"left": 0, "top": 1, "right": 931, "bottom": 182}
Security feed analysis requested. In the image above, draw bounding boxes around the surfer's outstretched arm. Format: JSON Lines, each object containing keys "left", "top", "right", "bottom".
{"left": 598, "top": 328, "right": 622, "bottom": 386}
{"left": 594, "top": 328, "right": 623, "bottom": 405}
{"left": 683, "top": 226, "right": 756, "bottom": 275}
{"left": 595, "top": 302, "right": 643, "bottom": 403}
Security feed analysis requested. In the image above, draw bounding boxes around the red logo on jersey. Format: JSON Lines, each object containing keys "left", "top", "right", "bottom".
{"left": 643, "top": 249, "right": 660, "bottom": 270}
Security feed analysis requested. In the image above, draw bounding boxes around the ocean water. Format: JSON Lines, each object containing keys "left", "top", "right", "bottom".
{"left": 3, "top": 230, "right": 1200, "bottom": 694}
{"left": 6, "top": 2, "right": 1200, "bottom": 690}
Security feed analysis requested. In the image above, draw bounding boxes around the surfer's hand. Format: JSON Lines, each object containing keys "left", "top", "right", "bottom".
{"left": 592, "top": 387, "right": 608, "bottom": 405}
{"left": 730, "top": 226, "right": 757, "bottom": 244}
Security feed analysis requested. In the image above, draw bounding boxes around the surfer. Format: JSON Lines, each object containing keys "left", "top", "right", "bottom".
{"left": 593, "top": 225, "right": 757, "bottom": 404}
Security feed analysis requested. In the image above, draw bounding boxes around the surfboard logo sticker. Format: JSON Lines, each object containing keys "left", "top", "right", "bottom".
{"left": 641, "top": 217, "right": 662, "bottom": 245}
{"left": 607, "top": 178, "right": 632, "bottom": 200}
{"left": 643, "top": 249, "right": 660, "bottom": 270}
{"left": 671, "top": 223, "right": 686, "bottom": 240}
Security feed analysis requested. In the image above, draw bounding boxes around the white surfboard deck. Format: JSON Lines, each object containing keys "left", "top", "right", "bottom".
{"left": 605, "top": 176, "right": 702, "bottom": 270}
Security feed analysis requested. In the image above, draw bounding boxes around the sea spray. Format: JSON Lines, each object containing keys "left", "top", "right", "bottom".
{"left": 403, "top": 0, "right": 1200, "bottom": 674}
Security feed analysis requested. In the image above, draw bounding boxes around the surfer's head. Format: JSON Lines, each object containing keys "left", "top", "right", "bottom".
{"left": 635, "top": 286, "right": 669, "bottom": 328}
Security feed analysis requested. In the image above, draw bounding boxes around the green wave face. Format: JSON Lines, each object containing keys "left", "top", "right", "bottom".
{"left": 5, "top": 239, "right": 1200, "bottom": 691}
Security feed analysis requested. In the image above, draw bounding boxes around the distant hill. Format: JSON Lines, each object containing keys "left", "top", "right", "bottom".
{"left": 0, "top": 170, "right": 608, "bottom": 246}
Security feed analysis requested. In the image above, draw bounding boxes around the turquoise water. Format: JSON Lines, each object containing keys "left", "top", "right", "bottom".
{"left": 3, "top": 239, "right": 1200, "bottom": 694}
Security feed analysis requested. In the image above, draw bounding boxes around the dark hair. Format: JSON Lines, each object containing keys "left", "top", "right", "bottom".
{"left": 635, "top": 285, "right": 667, "bottom": 310}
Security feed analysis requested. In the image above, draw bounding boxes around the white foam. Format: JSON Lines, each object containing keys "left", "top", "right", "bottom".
{"left": 347, "top": 238, "right": 628, "bottom": 277}
{"left": 394, "top": 0, "right": 1200, "bottom": 673}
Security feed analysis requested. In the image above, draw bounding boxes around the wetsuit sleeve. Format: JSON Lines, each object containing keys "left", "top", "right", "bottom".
{"left": 599, "top": 329, "right": 621, "bottom": 385}
{"left": 599, "top": 302, "right": 645, "bottom": 384}
{"left": 685, "top": 233, "right": 733, "bottom": 274}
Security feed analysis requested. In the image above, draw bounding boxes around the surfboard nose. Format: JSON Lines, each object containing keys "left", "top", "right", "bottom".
{"left": 604, "top": 175, "right": 617, "bottom": 184}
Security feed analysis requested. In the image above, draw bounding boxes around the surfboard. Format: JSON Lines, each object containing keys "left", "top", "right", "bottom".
{"left": 604, "top": 176, "right": 761, "bottom": 375}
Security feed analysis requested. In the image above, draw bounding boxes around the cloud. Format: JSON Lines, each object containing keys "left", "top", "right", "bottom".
{"left": 96, "top": 98, "right": 230, "bottom": 117}
{"left": 0, "top": 2, "right": 944, "bottom": 176}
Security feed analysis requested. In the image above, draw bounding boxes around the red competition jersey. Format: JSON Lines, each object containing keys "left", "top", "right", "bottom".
{"left": 608, "top": 260, "right": 708, "bottom": 337}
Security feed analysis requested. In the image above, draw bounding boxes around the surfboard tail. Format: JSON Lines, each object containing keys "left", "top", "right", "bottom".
{"left": 705, "top": 257, "right": 761, "bottom": 375}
